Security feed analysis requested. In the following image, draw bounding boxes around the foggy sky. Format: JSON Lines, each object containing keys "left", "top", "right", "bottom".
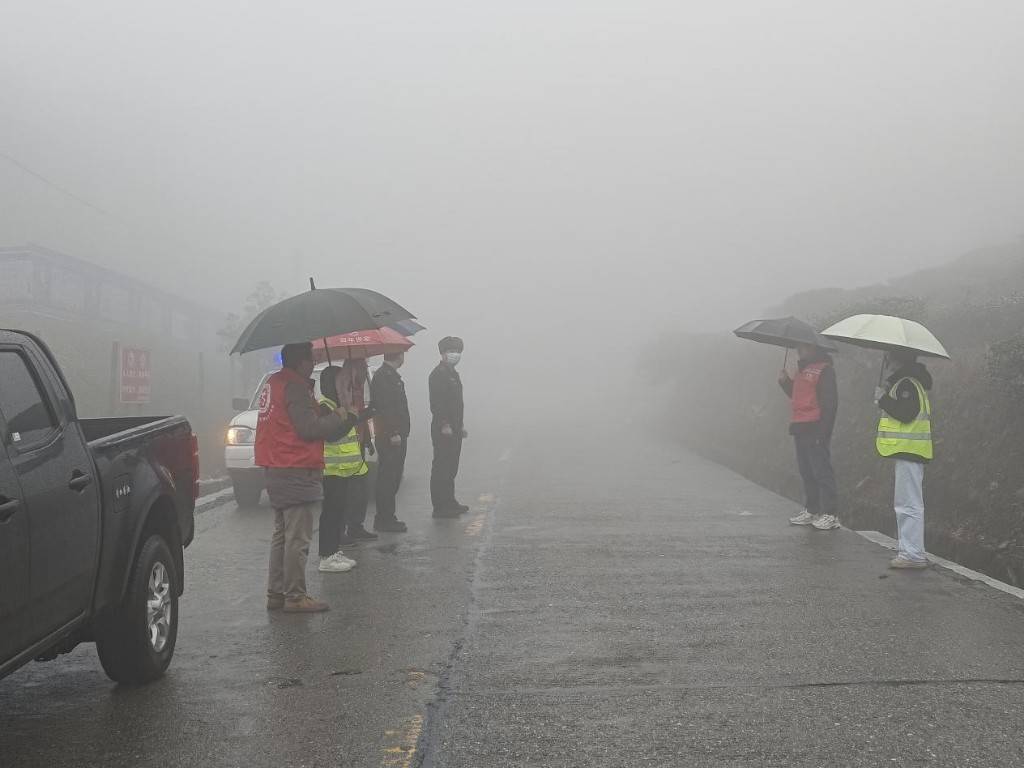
{"left": 3, "top": 0, "right": 1024, "bottom": 379}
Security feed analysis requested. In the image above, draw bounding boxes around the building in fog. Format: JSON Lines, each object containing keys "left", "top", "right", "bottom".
{"left": 0, "top": 244, "right": 245, "bottom": 475}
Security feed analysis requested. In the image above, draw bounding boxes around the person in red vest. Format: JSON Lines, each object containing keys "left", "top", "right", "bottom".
{"left": 255, "top": 342, "right": 356, "bottom": 613}
{"left": 778, "top": 343, "right": 839, "bottom": 531}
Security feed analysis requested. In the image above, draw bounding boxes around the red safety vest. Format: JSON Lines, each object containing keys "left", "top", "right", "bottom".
{"left": 791, "top": 361, "right": 828, "bottom": 424}
{"left": 254, "top": 368, "right": 325, "bottom": 469}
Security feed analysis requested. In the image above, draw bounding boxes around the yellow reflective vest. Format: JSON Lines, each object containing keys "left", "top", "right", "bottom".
{"left": 320, "top": 397, "right": 368, "bottom": 478}
{"left": 876, "top": 377, "right": 933, "bottom": 461}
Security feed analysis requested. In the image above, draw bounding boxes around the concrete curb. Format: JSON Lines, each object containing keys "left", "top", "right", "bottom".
{"left": 856, "top": 529, "right": 1024, "bottom": 601}
{"left": 195, "top": 477, "right": 235, "bottom": 515}
{"left": 198, "top": 476, "right": 232, "bottom": 496}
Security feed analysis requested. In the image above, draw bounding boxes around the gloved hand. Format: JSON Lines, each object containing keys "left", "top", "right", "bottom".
{"left": 460, "top": 429, "right": 469, "bottom": 439}
{"left": 778, "top": 370, "right": 792, "bottom": 386}
{"left": 390, "top": 434, "right": 402, "bottom": 446}
{"left": 873, "top": 386, "right": 886, "bottom": 405}
{"left": 366, "top": 441, "right": 376, "bottom": 457}
{"left": 441, "top": 425, "right": 454, "bottom": 437}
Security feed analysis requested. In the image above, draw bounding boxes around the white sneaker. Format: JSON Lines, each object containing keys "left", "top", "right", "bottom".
{"left": 319, "top": 555, "right": 354, "bottom": 573}
{"left": 332, "top": 551, "right": 357, "bottom": 568}
{"left": 789, "top": 510, "right": 814, "bottom": 526}
{"left": 812, "top": 514, "right": 840, "bottom": 531}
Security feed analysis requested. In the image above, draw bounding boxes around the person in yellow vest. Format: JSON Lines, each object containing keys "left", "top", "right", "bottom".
{"left": 318, "top": 363, "right": 376, "bottom": 573}
{"left": 874, "top": 349, "right": 933, "bottom": 570}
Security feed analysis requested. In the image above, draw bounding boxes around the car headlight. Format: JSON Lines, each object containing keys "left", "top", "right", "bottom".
{"left": 226, "top": 427, "right": 255, "bottom": 445}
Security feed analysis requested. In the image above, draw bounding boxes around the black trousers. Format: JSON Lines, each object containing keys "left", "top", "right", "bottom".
{"left": 430, "top": 432, "right": 463, "bottom": 511}
{"left": 793, "top": 433, "right": 837, "bottom": 518}
{"left": 320, "top": 474, "right": 368, "bottom": 556}
{"left": 375, "top": 438, "right": 408, "bottom": 522}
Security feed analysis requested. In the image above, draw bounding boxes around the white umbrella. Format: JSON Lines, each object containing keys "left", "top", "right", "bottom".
{"left": 821, "top": 314, "right": 949, "bottom": 359}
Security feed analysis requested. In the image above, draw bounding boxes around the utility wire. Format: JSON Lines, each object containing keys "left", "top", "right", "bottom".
{"left": 0, "top": 150, "right": 108, "bottom": 215}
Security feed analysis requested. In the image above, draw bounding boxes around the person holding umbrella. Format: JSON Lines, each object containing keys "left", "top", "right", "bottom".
{"left": 257, "top": 342, "right": 356, "bottom": 613}
{"left": 822, "top": 315, "right": 946, "bottom": 570}
{"left": 875, "top": 350, "right": 934, "bottom": 569}
{"left": 778, "top": 343, "right": 840, "bottom": 531}
{"left": 734, "top": 318, "right": 840, "bottom": 531}
{"left": 318, "top": 361, "right": 377, "bottom": 576}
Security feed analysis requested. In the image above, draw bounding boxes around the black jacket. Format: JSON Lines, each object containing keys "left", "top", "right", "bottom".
{"left": 878, "top": 362, "right": 933, "bottom": 463}
{"left": 429, "top": 362, "right": 464, "bottom": 433}
{"left": 779, "top": 352, "right": 838, "bottom": 439}
{"left": 370, "top": 363, "right": 410, "bottom": 439}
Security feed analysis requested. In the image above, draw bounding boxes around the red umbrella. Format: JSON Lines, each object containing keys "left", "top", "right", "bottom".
{"left": 312, "top": 326, "right": 413, "bottom": 363}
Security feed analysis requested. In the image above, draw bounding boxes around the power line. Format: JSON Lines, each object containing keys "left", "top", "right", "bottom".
{"left": 0, "top": 150, "right": 108, "bottom": 215}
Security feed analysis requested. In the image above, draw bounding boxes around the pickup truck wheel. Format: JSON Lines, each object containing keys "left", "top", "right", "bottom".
{"left": 96, "top": 535, "right": 179, "bottom": 685}
{"left": 232, "top": 478, "right": 263, "bottom": 507}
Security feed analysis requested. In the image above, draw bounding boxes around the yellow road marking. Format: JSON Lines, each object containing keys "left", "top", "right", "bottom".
{"left": 464, "top": 513, "right": 486, "bottom": 536}
{"left": 405, "top": 670, "right": 427, "bottom": 688}
{"left": 380, "top": 715, "right": 423, "bottom": 768}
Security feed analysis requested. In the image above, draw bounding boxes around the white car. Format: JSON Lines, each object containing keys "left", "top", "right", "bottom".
{"left": 226, "top": 362, "right": 379, "bottom": 506}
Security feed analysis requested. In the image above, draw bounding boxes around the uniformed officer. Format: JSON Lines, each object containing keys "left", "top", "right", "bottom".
{"left": 370, "top": 351, "right": 411, "bottom": 532}
{"left": 429, "top": 336, "right": 468, "bottom": 518}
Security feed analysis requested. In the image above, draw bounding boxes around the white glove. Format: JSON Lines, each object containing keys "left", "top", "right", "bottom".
{"left": 390, "top": 434, "right": 402, "bottom": 446}
{"left": 441, "top": 425, "right": 454, "bottom": 437}
{"left": 873, "top": 386, "right": 886, "bottom": 404}
{"left": 461, "top": 429, "right": 469, "bottom": 439}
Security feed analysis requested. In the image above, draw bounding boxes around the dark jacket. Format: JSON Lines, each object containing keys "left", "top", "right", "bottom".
{"left": 429, "top": 362, "right": 464, "bottom": 434}
{"left": 779, "top": 352, "right": 838, "bottom": 439}
{"left": 370, "top": 362, "right": 410, "bottom": 439}
{"left": 878, "top": 362, "right": 933, "bottom": 463}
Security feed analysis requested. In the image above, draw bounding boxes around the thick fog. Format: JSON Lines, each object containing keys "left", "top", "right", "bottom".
{"left": 3, "top": 1, "right": 1024, "bottom": 426}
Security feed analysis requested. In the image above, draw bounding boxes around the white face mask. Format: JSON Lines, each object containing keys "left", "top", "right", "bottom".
{"left": 444, "top": 352, "right": 461, "bottom": 367}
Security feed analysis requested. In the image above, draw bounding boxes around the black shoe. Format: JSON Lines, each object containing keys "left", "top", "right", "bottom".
{"left": 348, "top": 526, "right": 379, "bottom": 542}
{"left": 374, "top": 518, "right": 408, "bottom": 533}
{"left": 337, "top": 532, "right": 356, "bottom": 547}
{"left": 432, "top": 508, "right": 461, "bottom": 519}
{"left": 454, "top": 502, "right": 470, "bottom": 514}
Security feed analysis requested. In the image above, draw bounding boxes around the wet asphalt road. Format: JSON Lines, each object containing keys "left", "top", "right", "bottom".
{"left": 5, "top": 431, "right": 1024, "bottom": 767}
{"left": 0, "top": 439, "right": 504, "bottom": 768}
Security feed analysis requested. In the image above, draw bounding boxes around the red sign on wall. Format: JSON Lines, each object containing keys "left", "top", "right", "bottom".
{"left": 120, "top": 347, "right": 152, "bottom": 404}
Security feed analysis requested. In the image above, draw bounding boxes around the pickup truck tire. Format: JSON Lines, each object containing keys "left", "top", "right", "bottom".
{"left": 232, "top": 477, "right": 263, "bottom": 508}
{"left": 96, "top": 535, "right": 179, "bottom": 684}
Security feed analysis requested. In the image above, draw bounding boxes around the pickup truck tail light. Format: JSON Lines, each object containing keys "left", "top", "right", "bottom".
{"left": 191, "top": 434, "right": 200, "bottom": 501}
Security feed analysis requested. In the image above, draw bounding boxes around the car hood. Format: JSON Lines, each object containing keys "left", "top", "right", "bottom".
{"left": 229, "top": 410, "right": 259, "bottom": 430}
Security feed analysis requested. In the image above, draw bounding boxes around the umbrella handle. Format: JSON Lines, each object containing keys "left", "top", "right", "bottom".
{"left": 877, "top": 353, "right": 887, "bottom": 388}
{"left": 323, "top": 337, "right": 332, "bottom": 365}
{"left": 783, "top": 347, "right": 790, "bottom": 372}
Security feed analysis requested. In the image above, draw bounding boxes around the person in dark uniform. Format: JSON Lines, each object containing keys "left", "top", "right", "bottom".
{"left": 430, "top": 336, "right": 468, "bottom": 518}
{"left": 370, "top": 351, "right": 410, "bottom": 533}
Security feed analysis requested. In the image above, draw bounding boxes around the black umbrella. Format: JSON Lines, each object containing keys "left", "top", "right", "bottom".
{"left": 733, "top": 317, "right": 837, "bottom": 352}
{"left": 230, "top": 280, "right": 415, "bottom": 355}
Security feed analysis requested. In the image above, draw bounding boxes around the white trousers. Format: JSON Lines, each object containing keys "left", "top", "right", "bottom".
{"left": 894, "top": 459, "right": 926, "bottom": 562}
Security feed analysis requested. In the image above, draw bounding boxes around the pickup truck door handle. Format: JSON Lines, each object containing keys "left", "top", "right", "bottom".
{"left": 0, "top": 496, "right": 20, "bottom": 523}
{"left": 68, "top": 471, "right": 94, "bottom": 492}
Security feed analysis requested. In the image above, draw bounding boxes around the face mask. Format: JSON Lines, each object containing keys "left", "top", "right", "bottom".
{"left": 445, "top": 352, "right": 461, "bottom": 366}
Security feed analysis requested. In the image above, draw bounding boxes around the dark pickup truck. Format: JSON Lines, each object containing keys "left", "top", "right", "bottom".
{"left": 0, "top": 330, "right": 198, "bottom": 685}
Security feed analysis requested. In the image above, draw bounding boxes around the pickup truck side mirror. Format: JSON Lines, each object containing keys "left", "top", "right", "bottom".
{"left": 232, "top": 398, "right": 250, "bottom": 411}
